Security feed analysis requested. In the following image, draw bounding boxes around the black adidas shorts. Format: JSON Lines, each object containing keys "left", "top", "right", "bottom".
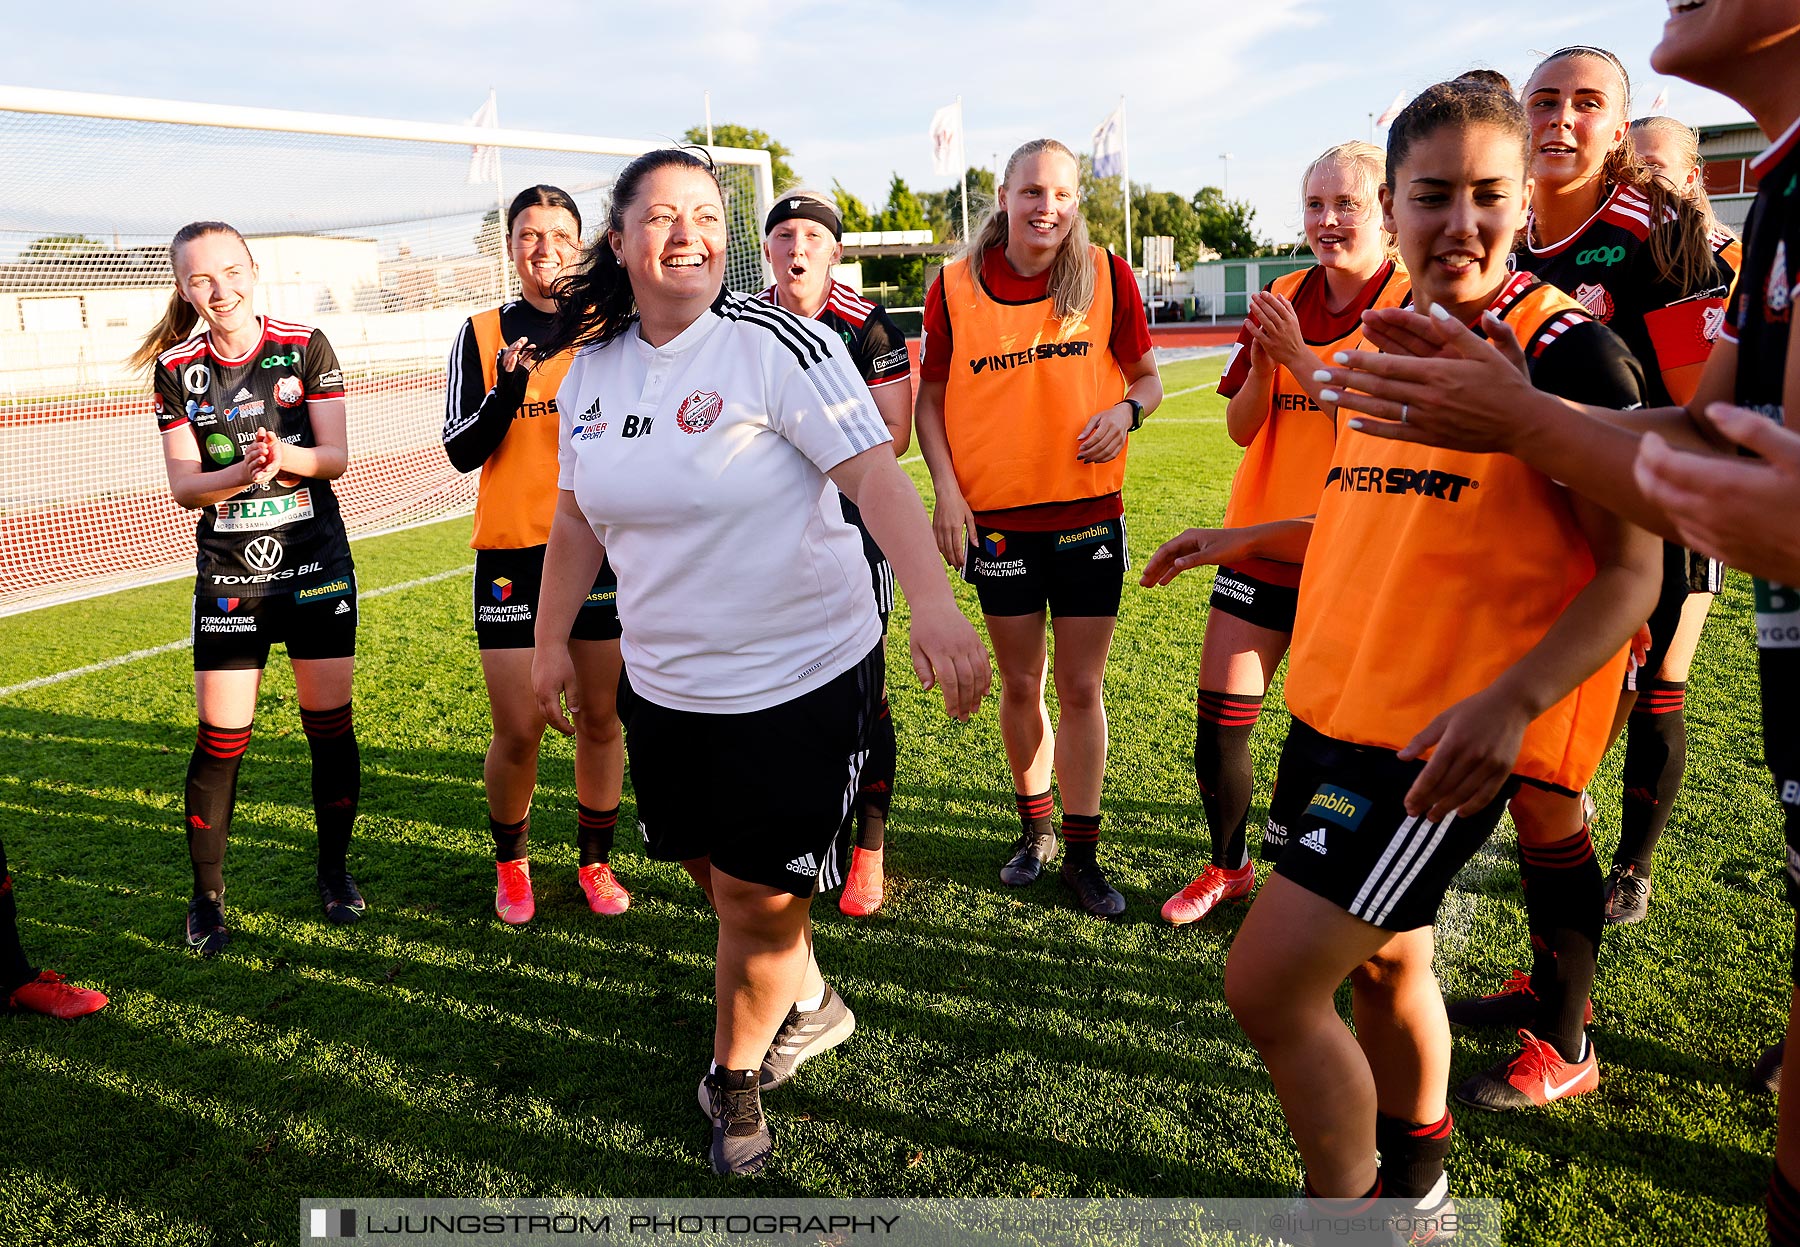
{"left": 1272, "top": 729, "right": 1521, "bottom": 932}
{"left": 1209, "top": 564, "right": 1300, "bottom": 633}
{"left": 1260, "top": 718, "right": 1332, "bottom": 862}
{"left": 193, "top": 575, "right": 358, "bottom": 671}
{"left": 840, "top": 495, "right": 895, "bottom": 631}
{"left": 618, "top": 644, "right": 884, "bottom": 898}
{"left": 473, "top": 545, "right": 621, "bottom": 650}
{"left": 961, "top": 517, "right": 1127, "bottom": 618}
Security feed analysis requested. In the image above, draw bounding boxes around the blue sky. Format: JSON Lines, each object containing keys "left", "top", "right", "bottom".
{"left": 2, "top": 0, "right": 1753, "bottom": 250}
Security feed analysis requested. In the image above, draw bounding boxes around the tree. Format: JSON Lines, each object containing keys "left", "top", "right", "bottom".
{"left": 1131, "top": 188, "right": 1210, "bottom": 268}
{"left": 1077, "top": 156, "right": 1128, "bottom": 257}
{"left": 1190, "top": 187, "right": 1263, "bottom": 259}
{"left": 831, "top": 181, "right": 875, "bottom": 233}
{"left": 942, "top": 166, "right": 996, "bottom": 243}
{"left": 861, "top": 175, "right": 932, "bottom": 293}
{"left": 683, "top": 123, "right": 799, "bottom": 191}
{"left": 23, "top": 234, "right": 105, "bottom": 260}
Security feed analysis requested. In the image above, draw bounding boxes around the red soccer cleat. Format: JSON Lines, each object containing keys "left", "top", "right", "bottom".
{"left": 495, "top": 859, "right": 535, "bottom": 925}
{"left": 839, "top": 846, "right": 885, "bottom": 917}
{"left": 9, "top": 971, "right": 107, "bottom": 1019}
{"left": 1161, "top": 862, "right": 1256, "bottom": 925}
{"left": 577, "top": 863, "right": 631, "bottom": 916}
{"left": 1455, "top": 1028, "right": 1598, "bottom": 1111}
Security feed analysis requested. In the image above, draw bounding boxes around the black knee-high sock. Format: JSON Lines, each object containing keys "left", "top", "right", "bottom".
{"left": 0, "top": 836, "right": 35, "bottom": 993}
{"left": 1376, "top": 1110, "right": 1453, "bottom": 1200}
{"left": 1521, "top": 824, "right": 1602, "bottom": 1060}
{"left": 1061, "top": 812, "right": 1101, "bottom": 865}
{"left": 576, "top": 804, "right": 618, "bottom": 866}
{"left": 1015, "top": 790, "right": 1054, "bottom": 842}
{"left": 186, "top": 721, "right": 252, "bottom": 896}
{"left": 1615, "top": 680, "right": 1687, "bottom": 876}
{"left": 300, "top": 703, "right": 359, "bottom": 878}
{"left": 1194, "top": 690, "right": 1263, "bottom": 871}
{"left": 855, "top": 692, "right": 895, "bottom": 851}
{"left": 491, "top": 815, "right": 529, "bottom": 862}
{"left": 1771, "top": 1166, "right": 1800, "bottom": 1247}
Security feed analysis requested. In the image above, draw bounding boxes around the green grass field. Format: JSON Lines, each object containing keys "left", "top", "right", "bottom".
{"left": 0, "top": 355, "right": 1787, "bottom": 1245}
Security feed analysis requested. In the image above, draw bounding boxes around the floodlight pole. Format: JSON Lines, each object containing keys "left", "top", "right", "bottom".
{"left": 1120, "top": 96, "right": 1133, "bottom": 273}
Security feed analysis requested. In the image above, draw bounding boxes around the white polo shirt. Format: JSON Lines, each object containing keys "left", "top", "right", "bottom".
{"left": 558, "top": 289, "right": 891, "bottom": 713}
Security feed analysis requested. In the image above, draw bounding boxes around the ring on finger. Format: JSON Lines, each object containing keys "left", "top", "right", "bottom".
{"left": 1400, "top": 402, "right": 1410, "bottom": 425}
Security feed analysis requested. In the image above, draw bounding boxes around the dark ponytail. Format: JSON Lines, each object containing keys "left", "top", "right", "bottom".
{"left": 532, "top": 148, "right": 722, "bottom": 360}
{"left": 127, "top": 220, "right": 249, "bottom": 373}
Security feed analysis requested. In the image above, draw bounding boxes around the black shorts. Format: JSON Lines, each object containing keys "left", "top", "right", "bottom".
{"left": 961, "top": 517, "right": 1127, "bottom": 618}
{"left": 1272, "top": 730, "right": 1521, "bottom": 931}
{"left": 1209, "top": 564, "right": 1300, "bottom": 633}
{"left": 617, "top": 644, "right": 884, "bottom": 898}
{"left": 839, "top": 495, "right": 894, "bottom": 630}
{"left": 473, "top": 545, "right": 621, "bottom": 650}
{"left": 1260, "top": 717, "right": 1332, "bottom": 862}
{"left": 193, "top": 575, "right": 358, "bottom": 671}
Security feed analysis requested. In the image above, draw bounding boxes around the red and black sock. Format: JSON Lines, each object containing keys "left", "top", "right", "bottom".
{"left": 186, "top": 720, "right": 252, "bottom": 896}
{"left": 1376, "top": 1109, "right": 1453, "bottom": 1200}
{"left": 491, "top": 814, "right": 529, "bottom": 863}
{"left": 1016, "top": 790, "right": 1054, "bottom": 842}
{"left": 576, "top": 804, "right": 618, "bottom": 867}
{"left": 1521, "top": 823, "right": 1601, "bottom": 1060}
{"left": 856, "top": 693, "right": 895, "bottom": 852}
{"left": 1194, "top": 690, "right": 1263, "bottom": 871}
{"left": 1061, "top": 812, "right": 1101, "bottom": 865}
{"left": 0, "top": 836, "right": 36, "bottom": 993}
{"left": 1615, "top": 680, "right": 1687, "bottom": 877}
{"left": 1771, "top": 1165, "right": 1800, "bottom": 1246}
{"left": 300, "top": 702, "right": 359, "bottom": 878}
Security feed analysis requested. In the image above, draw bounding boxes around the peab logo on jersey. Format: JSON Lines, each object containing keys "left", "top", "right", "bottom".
{"left": 244, "top": 536, "right": 285, "bottom": 573}
{"left": 675, "top": 389, "right": 723, "bottom": 434}
{"left": 274, "top": 376, "right": 304, "bottom": 407}
{"left": 1573, "top": 282, "right": 1614, "bottom": 322}
{"left": 183, "top": 363, "right": 212, "bottom": 395}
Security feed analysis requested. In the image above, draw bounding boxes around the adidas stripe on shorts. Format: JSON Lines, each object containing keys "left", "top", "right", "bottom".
{"left": 192, "top": 574, "right": 358, "bottom": 671}
{"left": 617, "top": 643, "right": 884, "bottom": 898}
{"left": 960, "top": 517, "right": 1128, "bottom": 618}
{"left": 1272, "top": 729, "right": 1523, "bottom": 931}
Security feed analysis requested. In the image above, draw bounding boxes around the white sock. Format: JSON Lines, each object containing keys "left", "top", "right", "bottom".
{"left": 793, "top": 989, "right": 824, "bottom": 1013}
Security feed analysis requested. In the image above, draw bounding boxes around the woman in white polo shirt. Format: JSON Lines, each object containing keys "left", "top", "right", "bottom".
{"left": 530, "top": 148, "right": 989, "bottom": 1178}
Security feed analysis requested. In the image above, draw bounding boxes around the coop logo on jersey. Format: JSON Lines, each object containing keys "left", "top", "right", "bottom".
{"left": 274, "top": 376, "right": 304, "bottom": 407}
{"left": 215, "top": 488, "right": 314, "bottom": 533}
{"left": 1324, "top": 464, "right": 1477, "bottom": 502}
{"left": 244, "top": 536, "right": 285, "bottom": 573}
{"left": 1307, "top": 785, "right": 1369, "bottom": 831}
{"left": 1575, "top": 245, "right": 1626, "bottom": 267}
{"left": 183, "top": 363, "right": 211, "bottom": 394}
{"left": 491, "top": 577, "right": 513, "bottom": 603}
{"left": 260, "top": 350, "right": 301, "bottom": 370}
{"left": 1574, "top": 282, "right": 1614, "bottom": 322}
{"left": 1767, "top": 240, "right": 1792, "bottom": 322}
{"left": 676, "top": 389, "right": 723, "bottom": 434}
{"left": 204, "top": 433, "right": 236, "bottom": 464}
{"left": 226, "top": 400, "right": 266, "bottom": 422}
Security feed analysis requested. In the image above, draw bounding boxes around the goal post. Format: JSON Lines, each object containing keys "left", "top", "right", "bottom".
{"left": 0, "top": 85, "right": 775, "bottom": 615}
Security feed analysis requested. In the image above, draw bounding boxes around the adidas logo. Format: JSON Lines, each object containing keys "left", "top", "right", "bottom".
{"left": 333, "top": 600, "right": 350, "bottom": 616}
{"left": 785, "top": 853, "right": 819, "bottom": 877}
{"left": 578, "top": 398, "right": 603, "bottom": 423}
{"left": 233, "top": 387, "right": 252, "bottom": 402}
{"left": 1092, "top": 546, "right": 1113, "bottom": 560}
{"left": 1299, "top": 827, "right": 1328, "bottom": 854}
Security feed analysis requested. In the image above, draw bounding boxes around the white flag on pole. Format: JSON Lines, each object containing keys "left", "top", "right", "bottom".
{"left": 1649, "top": 85, "right": 1670, "bottom": 115}
{"left": 930, "top": 101, "right": 963, "bottom": 177}
{"left": 1092, "top": 103, "right": 1126, "bottom": 179}
{"left": 1375, "top": 90, "right": 1407, "bottom": 129}
{"left": 467, "top": 91, "right": 500, "bottom": 185}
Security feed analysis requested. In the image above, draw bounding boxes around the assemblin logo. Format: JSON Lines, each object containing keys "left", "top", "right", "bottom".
{"left": 968, "top": 339, "right": 1093, "bottom": 375}
{"left": 1325, "top": 464, "right": 1477, "bottom": 502}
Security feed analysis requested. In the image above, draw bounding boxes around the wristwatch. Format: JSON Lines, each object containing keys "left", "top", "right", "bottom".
{"left": 1123, "top": 397, "right": 1144, "bottom": 431}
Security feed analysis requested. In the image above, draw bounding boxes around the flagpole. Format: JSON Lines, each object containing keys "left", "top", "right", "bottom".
{"left": 957, "top": 96, "right": 969, "bottom": 243}
{"left": 1119, "top": 96, "right": 1132, "bottom": 273}
{"left": 704, "top": 90, "right": 714, "bottom": 146}
{"left": 487, "top": 88, "right": 508, "bottom": 301}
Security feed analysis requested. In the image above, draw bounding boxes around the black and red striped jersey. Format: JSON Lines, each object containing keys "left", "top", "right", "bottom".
{"left": 151, "top": 317, "right": 352, "bottom": 597}
{"left": 756, "top": 281, "right": 910, "bottom": 390}
{"left": 1519, "top": 183, "right": 1738, "bottom": 408}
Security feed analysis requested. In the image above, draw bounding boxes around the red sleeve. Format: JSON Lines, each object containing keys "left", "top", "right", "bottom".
{"left": 920, "top": 275, "right": 952, "bottom": 382}
{"left": 1107, "top": 252, "right": 1152, "bottom": 365}
{"left": 1215, "top": 325, "right": 1258, "bottom": 399}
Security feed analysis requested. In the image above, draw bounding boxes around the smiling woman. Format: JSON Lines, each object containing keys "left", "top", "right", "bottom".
{"left": 525, "top": 147, "right": 990, "bottom": 1177}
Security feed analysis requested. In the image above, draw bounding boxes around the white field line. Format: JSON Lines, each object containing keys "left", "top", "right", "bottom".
{"left": 0, "top": 564, "right": 474, "bottom": 699}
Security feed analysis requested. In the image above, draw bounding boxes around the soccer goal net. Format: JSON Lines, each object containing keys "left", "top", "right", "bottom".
{"left": 0, "top": 86, "right": 775, "bottom": 615}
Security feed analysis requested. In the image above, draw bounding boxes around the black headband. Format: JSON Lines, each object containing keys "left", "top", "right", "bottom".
{"left": 764, "top": 197, "right": 842, "bottom": 240}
